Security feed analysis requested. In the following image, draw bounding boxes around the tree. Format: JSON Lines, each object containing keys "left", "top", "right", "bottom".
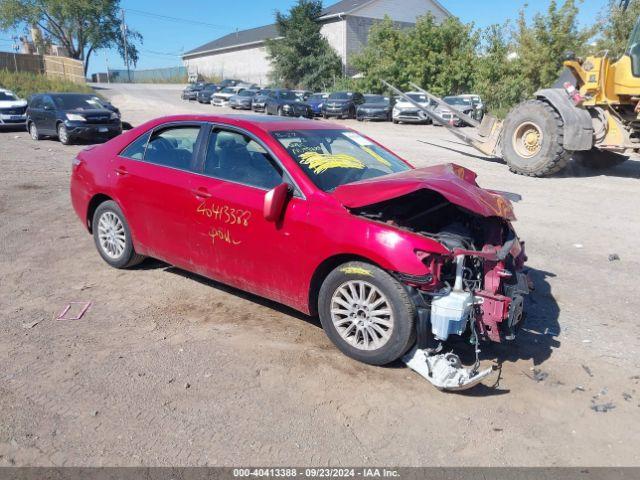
{"left": 474, "top": 24, "right": 527, "bottom": 114}
{"left": 513, "top": 0, "right": 593, "bottom": 95}
{"left": 597, "top": 0, "right": 640, "bottom": 59}
{"left": 265, "top": 0, "right": 342, "bottom": 90}
{"left": 0, "top": 0, "right": 142, "bottom": 75}
{"left": 351, "top": 14, "right": 478, "bottom": 97}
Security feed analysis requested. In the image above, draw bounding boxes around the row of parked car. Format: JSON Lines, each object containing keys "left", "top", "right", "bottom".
{"left": 181, "top": 80, "right": 485, "bottom": 126}
{"left": 0, "top": 87, "right": 122, "bottom": 144}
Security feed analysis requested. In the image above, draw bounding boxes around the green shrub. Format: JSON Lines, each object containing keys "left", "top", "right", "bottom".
{"left": 0, "top": 70, "right": 96, "bottom": 99}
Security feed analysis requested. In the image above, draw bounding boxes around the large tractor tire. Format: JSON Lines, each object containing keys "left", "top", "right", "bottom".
{"left": 574, "top": 148, "right": 629, "bottom": 170}
{"left": 502, "top": 100, "right": 572, "bottom": 177}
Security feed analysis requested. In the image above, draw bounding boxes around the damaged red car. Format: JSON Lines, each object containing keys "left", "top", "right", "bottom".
{"left": 70, "top": 114, "right": 529, "bottom": 376}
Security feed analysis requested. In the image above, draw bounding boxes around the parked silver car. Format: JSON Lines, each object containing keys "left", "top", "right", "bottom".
{"left": 229, "top": 90, "right": 258, "bottom": 110}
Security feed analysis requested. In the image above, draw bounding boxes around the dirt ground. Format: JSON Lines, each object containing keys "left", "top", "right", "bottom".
{"left": 1, "top": 83, "right": 639, "bottom": 467}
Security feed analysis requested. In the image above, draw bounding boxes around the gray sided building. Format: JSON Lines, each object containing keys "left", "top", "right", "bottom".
{"left": 182, "top": 0, "right": 451, "bottom": 85}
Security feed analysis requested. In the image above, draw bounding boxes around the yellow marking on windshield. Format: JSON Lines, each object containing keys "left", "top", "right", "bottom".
{"left": 362, "top": 146, "right": 391, "bottom": 168}
{"left": 298, "top": 151, "right": 365, "bottom": 174}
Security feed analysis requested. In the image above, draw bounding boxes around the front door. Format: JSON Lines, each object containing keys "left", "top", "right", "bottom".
{"left": 41, "top": 95, "right": 57, "bottom": 134}
{"left": 190, "top": 126, "right": 309, "bottom": 307}
{"left": 112, "top": 123, "right": 206, "bottom": 267}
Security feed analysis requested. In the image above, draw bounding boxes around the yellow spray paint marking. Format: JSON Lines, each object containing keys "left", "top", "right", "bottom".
{"left": 341, "top": 267, "right": 374, "bottom": 277}
{"left": 362, "top": 146, "right": 392, "bottom": 168}
{"left": 299, "top": 151, "right": 365, "bottom": 174}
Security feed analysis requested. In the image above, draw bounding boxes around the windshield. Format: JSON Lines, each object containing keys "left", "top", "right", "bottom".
{"left": 51, "top": 95, "right": 105, "bottom": 110}
{"left": 220, "top": 87, "right": 235, "bottom": 94}
{"left": 309, "top": 93, "right": 327, "bottom": 101}
{"left": 364, "top": 95, "right": 388, "bottom": 104}
{"left": 278, "top": 91, "right": 298, "bottom": 100}
{"left": 444, "top": 96, "right": 472, "bottom": 106}
{"left": 273, "top": 129, "right": 410, "bottom": 192}
{"left": 329, "top": 92, "right": 353, "bottom": 100}
{"left": 406, "top": 93, "right": 427, "bottom": 103}
{"left": 0, "top": 91, "right": 18, "bottom": 101}
{"left": 239, "top": 90, "right": 255, "bottom": 97}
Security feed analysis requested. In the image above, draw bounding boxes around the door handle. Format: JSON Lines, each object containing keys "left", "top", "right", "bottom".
{"left": 191, "top": 188, "right": 212, "bottom": 199}
{"left": 115, "top": 167, "right": 128, "bottom": 176}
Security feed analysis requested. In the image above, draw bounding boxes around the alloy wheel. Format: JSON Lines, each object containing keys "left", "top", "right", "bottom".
{"left": 97, "top": 211, "right": 126, "bottom": 259}
{"left": 330, "top": 280, "right": 394, "bottom": 351}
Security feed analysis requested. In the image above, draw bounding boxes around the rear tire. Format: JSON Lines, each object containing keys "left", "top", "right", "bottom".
{"left": 318, "top": 261, "right": 416, "bottom": 366}
{"left": 574, "top": 148, "right": 628, "bottom": 169}
{"left": 92, "top": 201, "right": 145, "bottom": 269}
{"left": 502, "top": 99, "right": 571, "bottom": 177}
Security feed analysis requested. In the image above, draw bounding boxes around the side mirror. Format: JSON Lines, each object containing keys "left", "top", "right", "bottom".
{"left": 264, "top": 183, "right": 290, "bottom": 222}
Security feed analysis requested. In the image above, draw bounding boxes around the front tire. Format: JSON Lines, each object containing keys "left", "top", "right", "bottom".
{"left": 502, "top": 99, "right": 571, "bottom": 177}
{"left": 57, "top": 123, "right": 71, "bottom": 145}
{"left": 318, "top": 261, "right": 416, "bottom": 366}
{"left": 29, "top": 122, "right": 42, "bottom": 140}
{"left": 92, "top": 201, "right": 145, "bottom": 269}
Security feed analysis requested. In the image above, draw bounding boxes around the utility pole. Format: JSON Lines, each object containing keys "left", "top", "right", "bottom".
{"left": 104, "top": 52, "right": 110, "bottom": 84}
{"left": 121, "top": 8, "right": 131, "bottom": 82}
{"left": 11, "top": 36, "right": 19, "bottom": 72}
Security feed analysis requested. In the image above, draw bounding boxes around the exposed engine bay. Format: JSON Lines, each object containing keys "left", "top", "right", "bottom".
{"left": 352, "top": 188, "right": 531, "bottom": 390}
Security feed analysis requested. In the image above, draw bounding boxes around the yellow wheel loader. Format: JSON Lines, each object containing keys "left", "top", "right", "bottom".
{"left": 385, "top": 13, "right": 640, "bottom": 177}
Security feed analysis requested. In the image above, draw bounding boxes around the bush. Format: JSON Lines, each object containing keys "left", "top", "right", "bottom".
{"left": 0, "top": 70, "right": 96, "bottom": 99}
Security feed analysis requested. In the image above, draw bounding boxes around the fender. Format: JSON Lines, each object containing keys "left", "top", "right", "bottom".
{"left": 534, "top": 88, "right": 594, "bottom": 151}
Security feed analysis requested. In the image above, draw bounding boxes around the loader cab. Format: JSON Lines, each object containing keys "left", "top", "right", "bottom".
{"left": 627, "top": 16, "right": 640, "bottom": 77}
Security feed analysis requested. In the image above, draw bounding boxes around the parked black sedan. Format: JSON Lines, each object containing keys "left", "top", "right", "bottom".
{"left": 322, "top": 91, "right": 365, "bottom": 119}
{"left": 356, "top": 94, "right": 393, "bottom": 121}
{"left": 265, "top": 89, "right": 313, "bottom": 118}
{"left": 182, "top": 82, "right": 206, "bottom": 101}
{"left": 26, "top": 93, "right": 122, "bottom": 145}
{"left": 196, "top": 83, "right": 219, "bottom": 103}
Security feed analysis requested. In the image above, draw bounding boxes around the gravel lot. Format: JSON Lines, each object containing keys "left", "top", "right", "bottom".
{"left": 1, "top": 83, "right": 639, "bottom": 467}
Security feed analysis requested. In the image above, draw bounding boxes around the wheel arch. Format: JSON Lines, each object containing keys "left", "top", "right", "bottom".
{"left": 534, "top": 88, "right": 594, "bottom": 151}
{"left": 307, "top": 254, "right": 385, "bottom": 316}
{"left": 86, "top": 193, "right": 113, "bottom": 232}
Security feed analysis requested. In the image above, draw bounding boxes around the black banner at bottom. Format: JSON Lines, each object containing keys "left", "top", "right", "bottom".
{"left": 0, "top": 468, "right": 639, "bottom": 480}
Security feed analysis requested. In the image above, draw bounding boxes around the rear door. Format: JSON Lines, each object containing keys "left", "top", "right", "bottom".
{"left": 112, "top": 122, "right": 206, "bottom": 267}
{"left": 190, "top": 125, "right": 309, "bottom": 306}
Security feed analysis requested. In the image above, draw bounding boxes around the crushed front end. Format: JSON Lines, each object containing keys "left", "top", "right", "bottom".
{"left": 349, "top": 179, "right": 531, "bottom": 390}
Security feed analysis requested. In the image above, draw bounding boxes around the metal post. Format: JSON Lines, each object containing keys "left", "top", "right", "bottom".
{"left": 121, "top": 9, "right": 131, "bottom": 82}
{"left": 12, "top": 36, "right": 19, "bottom": 72}
{"left": 104, "top": 53, "right": 110, "bottom": 84}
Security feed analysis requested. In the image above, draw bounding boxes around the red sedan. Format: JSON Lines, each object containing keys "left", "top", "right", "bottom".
{"left": 71, "top": 114, "right": 528, "bottom": 367}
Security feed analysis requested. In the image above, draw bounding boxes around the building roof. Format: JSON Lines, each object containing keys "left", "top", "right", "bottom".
{"left": 183, "top": 0, "right": 451, "bottom": 58}
{"left": 183, "top": 24, "right": 280, "bottom": 57}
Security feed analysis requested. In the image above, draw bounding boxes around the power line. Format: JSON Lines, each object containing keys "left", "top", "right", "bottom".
{"left": 125, "top": 8, "right": 230, "bottom": 30}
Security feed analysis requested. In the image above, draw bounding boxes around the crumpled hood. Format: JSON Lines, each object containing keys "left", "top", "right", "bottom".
{"left": 332, "top": 163, "right": 516, "bottom": 221}
{"left": 0, "top": 99, "right": 27, "bottom": 108}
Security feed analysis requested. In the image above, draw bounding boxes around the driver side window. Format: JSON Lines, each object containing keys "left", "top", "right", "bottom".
{"left": 203, "top": 129, "right": 283, "bottom": 190}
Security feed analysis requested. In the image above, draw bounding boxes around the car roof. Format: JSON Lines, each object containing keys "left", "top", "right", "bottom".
{"left": 146, "top": 114, "right": 343, "bottom": 133}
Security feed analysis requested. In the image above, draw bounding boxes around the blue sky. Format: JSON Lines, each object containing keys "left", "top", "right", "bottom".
{"left": 1, "top": 0, "right": 606, "bottom": 75}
